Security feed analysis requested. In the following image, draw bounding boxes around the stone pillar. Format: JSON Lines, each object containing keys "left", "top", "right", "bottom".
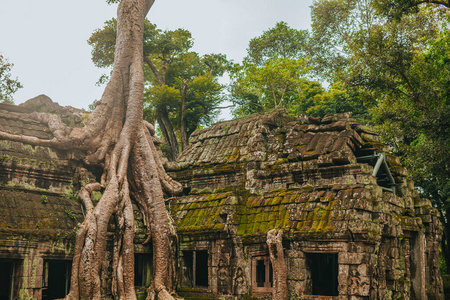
{"left": 411, "top": 231, "right": 426, "bottom": 299}
{"left": 19, "top": 249, "right": 43, "bottom": 300}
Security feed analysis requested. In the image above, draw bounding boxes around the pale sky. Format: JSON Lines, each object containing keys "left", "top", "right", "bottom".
{"left": 0, "top": 0, "right": 314, "bottom": 114}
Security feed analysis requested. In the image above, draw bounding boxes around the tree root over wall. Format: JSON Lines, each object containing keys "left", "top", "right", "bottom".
{"left": 267, "top": 229, "right": 288, "bottom": 300}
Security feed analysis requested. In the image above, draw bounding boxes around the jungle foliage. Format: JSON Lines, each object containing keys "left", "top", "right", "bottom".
{"left": 228, "top": 20, "right": 375, "bottom": 121}
{"left": 0, "top": 54, "right": 22, "bottom": 104}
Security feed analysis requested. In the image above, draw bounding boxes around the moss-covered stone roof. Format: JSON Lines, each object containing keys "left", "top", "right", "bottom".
{"left": 0, "top": 187, "right": 83, "bottom": 238}
{"left": 170, "top": 192, "right": 235, "bottom": 235}
{"left": 0, "top": 97, "right": 86, "bottom": 238}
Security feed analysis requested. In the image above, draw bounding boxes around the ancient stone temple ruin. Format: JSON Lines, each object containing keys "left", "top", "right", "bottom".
{"left": 0, "top": 96, "right": 444, "bottom": 299}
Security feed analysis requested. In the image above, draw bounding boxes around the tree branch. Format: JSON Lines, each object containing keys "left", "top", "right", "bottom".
{"left": 417, "top": 0, "right": 450, "bottom": 7}
{"left": 144, "top": 56, "right": 164, "bottom": 84}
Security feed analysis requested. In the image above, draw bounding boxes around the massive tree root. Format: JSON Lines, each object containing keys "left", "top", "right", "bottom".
{"left": 267, "top": 229, "right": 289, "bottom": 300}
{"left": 0, "top": 0, "right": 183, "bottom": 299}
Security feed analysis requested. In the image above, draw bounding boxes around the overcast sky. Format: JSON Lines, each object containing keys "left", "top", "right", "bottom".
{"left": 0, "top": 0, "right": 314, "bottom": 113}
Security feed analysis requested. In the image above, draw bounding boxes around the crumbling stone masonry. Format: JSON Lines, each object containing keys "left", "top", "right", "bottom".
{"left": 0, "top": 97, "right": 444, "bottom": 299}
{"left": 0, "top": 98, "right": 84, "bottom": 300}
{"left": 166, "top": 109, "right": 443, "bottom": 299}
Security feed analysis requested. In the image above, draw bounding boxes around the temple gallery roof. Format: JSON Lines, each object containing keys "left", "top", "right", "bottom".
{"left": 0, "top": 96, "right": 86, "bottom": 238}
{"left": 167, "top": 109, "right": 435, "bottom": 243}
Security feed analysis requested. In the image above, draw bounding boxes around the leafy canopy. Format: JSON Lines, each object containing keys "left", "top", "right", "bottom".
{"left": 230, "top": 56, "right": 308, "bottom": 117}
{"left": 309, "top": 0, "right": 379, "bottom": 80}
{"left": 374, "top": 0, "right": 450, "bottom": 18}
{"left": 230, "top": 22, "right": 320, "bottom": 118}
{"left": 245, "top": 21, "right": 309, "bottom": 66}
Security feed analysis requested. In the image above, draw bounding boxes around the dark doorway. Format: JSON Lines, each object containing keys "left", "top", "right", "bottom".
{"left": 135, "top": 253, "right": 151, "bottom": 287}
{"left": 42, "top": 260, "right": 71, "bottom": 300}
{"left": 0, "top": 261, "right": 14, "bottom": 300}
{"left": 195, "top": 251, "right": 208, "bottom": 287}
{"left": 182, "top": 251, "right": 194, "bottom": 287}
{"left": 307, "top": 253, "right": 338, "bottom": 296}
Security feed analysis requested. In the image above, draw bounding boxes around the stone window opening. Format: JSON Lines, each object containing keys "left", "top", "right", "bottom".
{"left": 218, "top": 213, "right": 228, "bottom": 223}
{"left": 135, "top": 253, "right": 151, "bottom": 287}
{"left": 306, "top": 253, "right": 338, "bottom": 296}
{"left": 356, "top": 150, "right": 396, "bottom": 194}
{"left": 42, "top": 260, "right": 71, "bottom": 300}
{"left": 181, "top": 250, "right": 209, "bottom": 288}
{"left": 182, "top": 187, "right": 191, "bottom": 196}
{"left": 0, "top": 259, "right": 18, "bottom": 300}
{"left": 251, "top": 256, "right": 273, "bottom": 294}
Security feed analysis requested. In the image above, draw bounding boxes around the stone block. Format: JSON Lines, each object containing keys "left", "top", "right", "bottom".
{"left": 287, "top": 257, "right": 306, "bottom": 281}
{"left": 338, "top": 263, "right": 350, "bottom": 285}
{"left": 339, "top": 253, "right": 365, "bottom": 265}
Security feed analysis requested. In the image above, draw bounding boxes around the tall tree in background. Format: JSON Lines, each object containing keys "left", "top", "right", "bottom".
{"left": 0, "top": 0, "right": 183, "bottom": 299}
{"left": 229, "top": 21, "right": 372, "bottom": 121}
{"left": 229, "top": 56, "right": 311, "bottom": 116}
{"left": 0, "top": 54, "right": 22, "bottom": 104}
{"left": 309, "top": 0, "right": 377, "bottom": 81}
{"left": 312, "top": 0, "right": 450, "bottom": 271}
{"left": 306, "top": 0, "right": 379, "bottom": 122}
{"left": 245, "top": 21, "right": 309, "bottom": 66}
{"left": 229, "top": 22, "right": 320, "bottom": 117}
{"left": 303, "top": 81, "right": 374, "bottom": 121}
{"left": 370, "top": 0, "right": 450, "bottom": 272}
{"left": 89, "top": 20, "right": 228, "bottom": 160}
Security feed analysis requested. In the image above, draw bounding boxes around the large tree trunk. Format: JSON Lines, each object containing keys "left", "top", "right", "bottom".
{"left": 66, "top": 1, "right": 183, "bottom": 298}
{"left": 0, "top": 0, "right": 182, "bottom": 299}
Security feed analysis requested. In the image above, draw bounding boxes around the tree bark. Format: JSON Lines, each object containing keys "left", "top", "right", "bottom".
{"left": 266, "top": 229, "right": 289, "bottom": 300}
